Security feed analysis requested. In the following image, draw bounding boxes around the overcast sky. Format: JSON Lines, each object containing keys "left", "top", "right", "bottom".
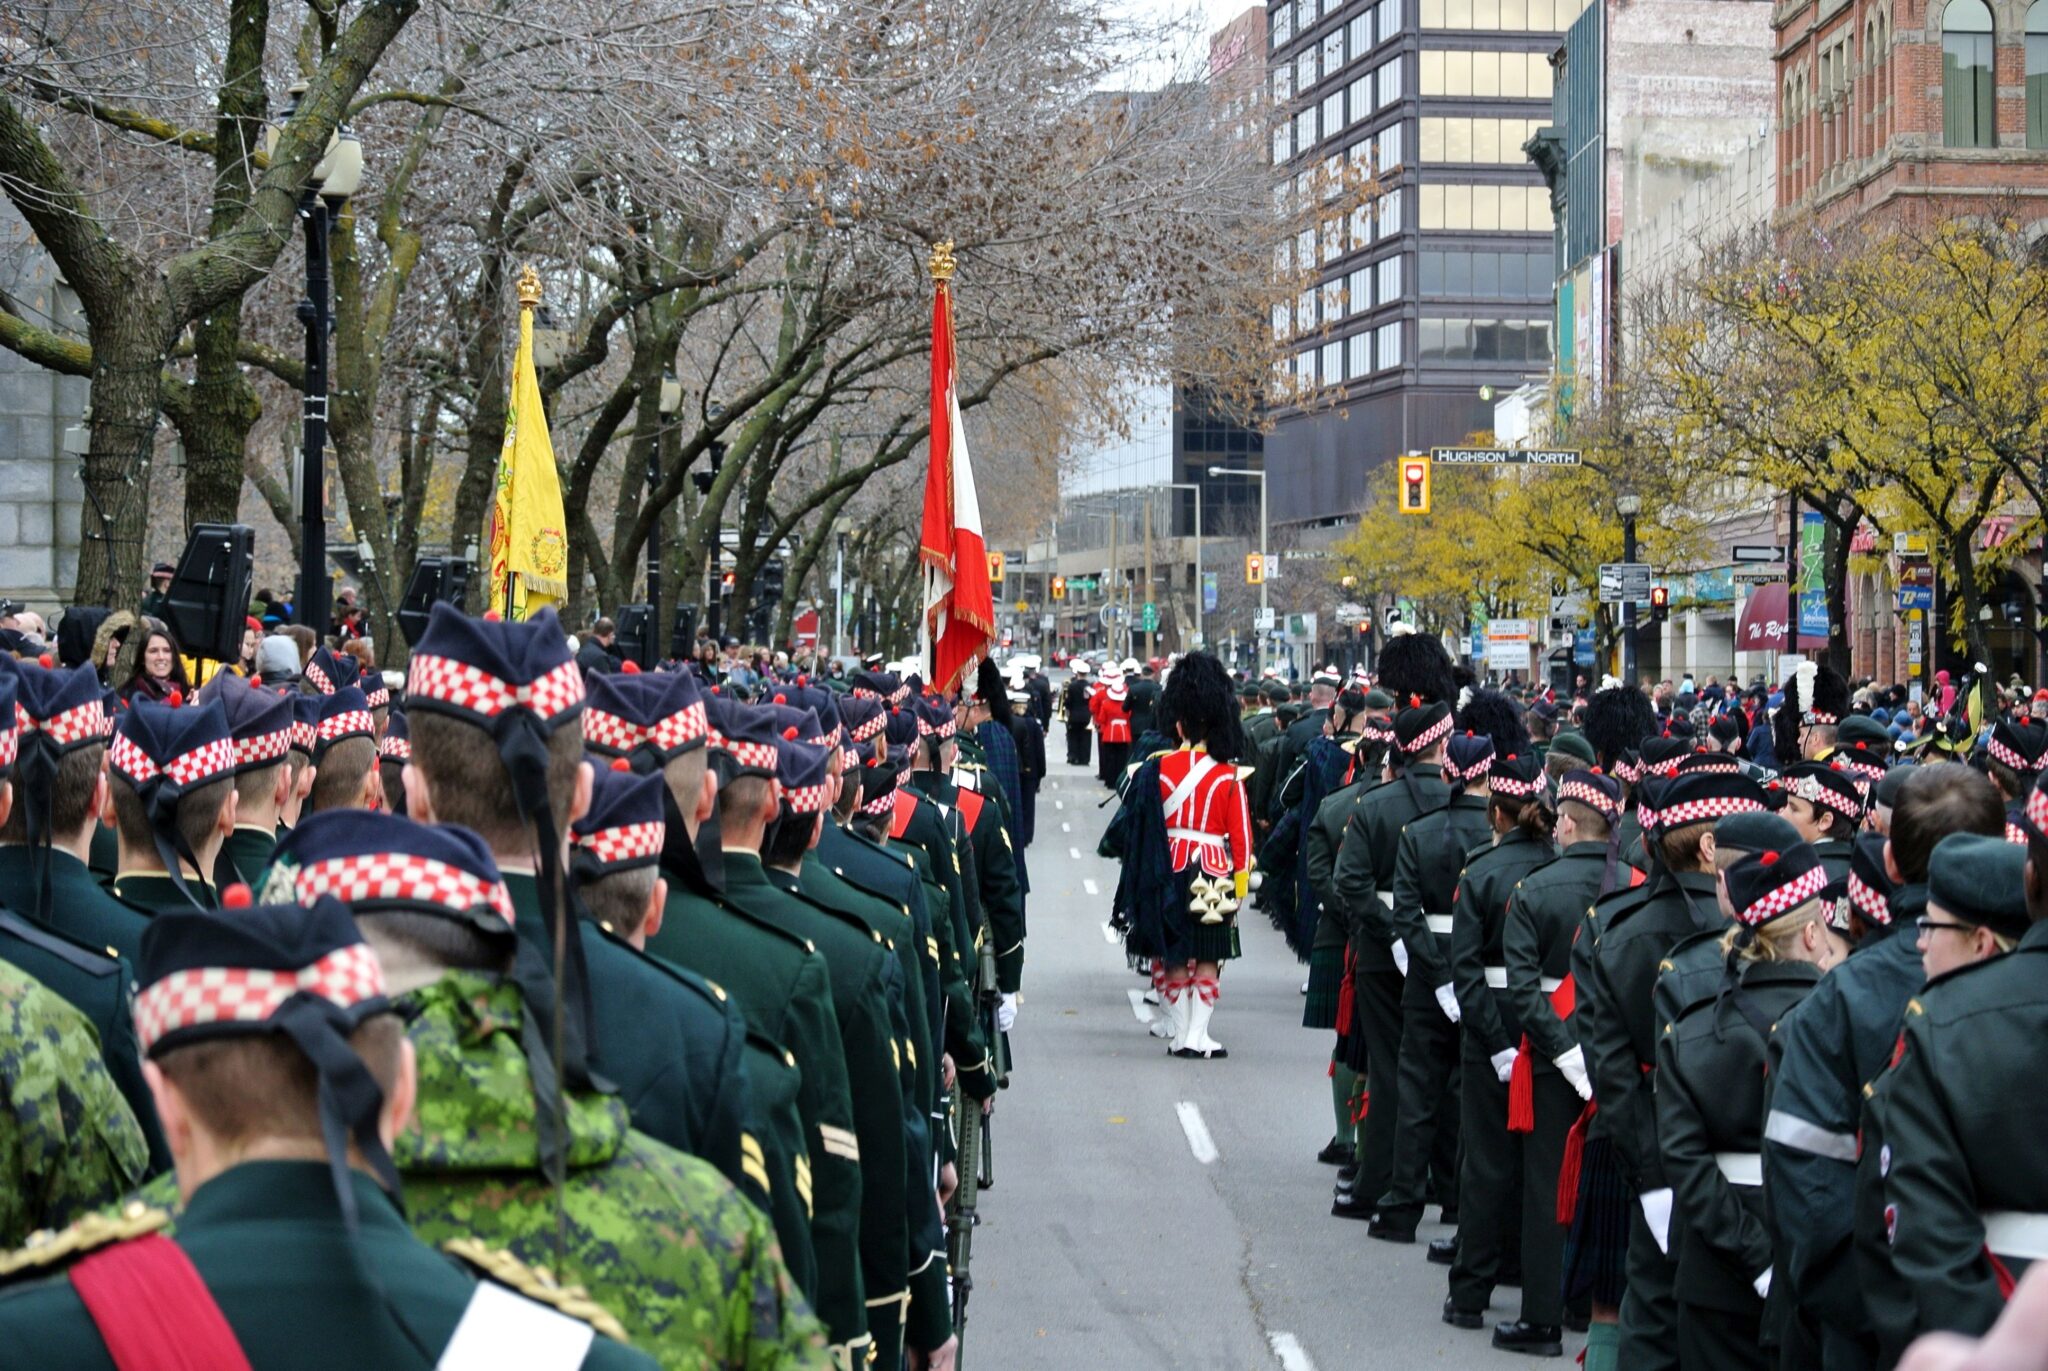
{"left": 1104, "top": 0, "right": 1264, "bottom": 89}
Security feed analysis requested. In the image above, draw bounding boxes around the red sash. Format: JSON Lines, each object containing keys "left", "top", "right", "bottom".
{"left": 1556, "top": 1100, "right": 1598, "bottom": 1225}
{"left": 1508, "top": 974, "right": 1578, "bottom": 1133}
{"left": 71, "top": 1235, "right": 253, "bottom": 1371}
{"left": 954, "top": 786, "right": 985, "bottom": 834}
{"left": 890, "top": 789, "right": 918, "bottom": 839}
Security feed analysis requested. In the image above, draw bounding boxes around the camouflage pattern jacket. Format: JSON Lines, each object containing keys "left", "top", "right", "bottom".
{"left": 395, "top": 972, "right": 833, "bottom": 1371}
{"left": 0, "top": 960, "right": 146, "bottom": 1250}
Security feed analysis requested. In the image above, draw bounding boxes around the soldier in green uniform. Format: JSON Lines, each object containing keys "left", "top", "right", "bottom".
{"left": 377, "top": 708, "right": 411, "bottom": 817}
{"left": 104, "top": 696, "right": 237, "bottom": 913}
{"left": 904, "top": 697, "right": 1024, "bottom": 1005}
{"left": 306, "top": 686, "right": 383, "bottom": 815}
{"left": 1765, "top": 765, "right": 2002, "bottom": 1371}
{"left": 196, "top": 672, "right": 295, "bottom": 889}
{"left": 1778, "top": 760, "right": 1863, "bottom": 889}
{"left": 1375, "top": 729, "right": 1500, "bottom": 1244}
{"left": 1657, "top": 841, "right": 1836, "bottom": 1371}
{"left": 278, "top": 692, "right": 322, "bottom": 838}
{"left": 1442, "top": 751, "right": 1559, "bottom": 1343}
{"left": 0, "top": 896, "right": 661, "bottom": 1370}
{"left": 1330, "top": 682, "right": 1455, "bottom": 1221}
{"left": 1496, "top": 768, "right": 1625, "bottom": 1358}
{"left": 0, "top": 958, "right": 146, "bottom": 1250}
{"left": 266, "top": 809, "right": 829, "bottom": 1371}
{"left": 1585, "top": 768, "right": 1768, "bottom": 1371}
{"left": 397, "top": 606, "right": 754, "bottom": 1211}
{"left": 630, "top": 686, "right": 871, "bottom": 1368}
{"left": 746, "top": 717, "right": 913, "bottom": 1371}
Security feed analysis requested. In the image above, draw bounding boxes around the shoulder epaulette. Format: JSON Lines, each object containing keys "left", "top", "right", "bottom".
{"left": 604, "top": 926, "right": 737, "bottom": 1006}
{"left": 442, "top": 1237, "right": 629, "bottom": 1341}
{"left": 0, "top": 909, "right": 122, "bottom": 976}
{"left": 0, "top": 1202, "right": 169, "bottom": 1280}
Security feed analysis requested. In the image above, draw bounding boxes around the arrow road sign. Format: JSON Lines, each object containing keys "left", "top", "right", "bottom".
{"left": 1732, "top": 545, "right": 1788, "bottom": 563}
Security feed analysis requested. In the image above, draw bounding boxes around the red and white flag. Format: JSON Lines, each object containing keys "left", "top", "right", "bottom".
{"left": 919, "top": 254, "right": 993, "bottom": 693}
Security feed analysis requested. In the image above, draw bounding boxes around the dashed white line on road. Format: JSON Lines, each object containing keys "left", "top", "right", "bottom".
{"left": 1176, "top": 1101, "right": 1219, "bottom": 1165}
{"left": 1055, "top": 800, "right": 1064, "bottom": 810}
{"left": 1101, "top": 922, "right": 1121, "bottom": 944}
{"left": 1062, "top": 821, "right": 1072, "bottom": 833}
{"left": 1069, "top": 846, "right": 1082, "bottom": 860}
{"left": 1125, "top": 988, "right": 1153, "bottom": 1023}
{"left": 1268, "top": 1333, "right": 1316, "bottom": 1371}
{"left": 1082, "top": 878, "right": 1099, "bottom": 896}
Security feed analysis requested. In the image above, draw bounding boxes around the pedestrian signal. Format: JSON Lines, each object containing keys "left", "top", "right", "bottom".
{"left": 1650, "top": 585, "right": 1670, "bottom": 624}
{"left": 1400, "top": 458, "right": 1431, "bottom": 515}
{"left": 1051, "top": 575, "right": 1067, "bottom": 600}
{"left": 1245, "top": 553, "right": 1265, "bottom": 586}
{"left": 987, "top": 551, "right": 1005, "bottom": 582}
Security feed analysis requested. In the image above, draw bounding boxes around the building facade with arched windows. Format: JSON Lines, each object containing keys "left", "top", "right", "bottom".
{"left": 1776, "top": 0, "right": 2048, "bottom": 225}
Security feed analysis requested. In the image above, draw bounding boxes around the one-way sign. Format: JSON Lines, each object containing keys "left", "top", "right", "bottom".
{"left": 1732, "top": 544, "right": 1787, "bottom": 563}
{"left": 1598, "top": 561, "right": 1653, "bottom": 604}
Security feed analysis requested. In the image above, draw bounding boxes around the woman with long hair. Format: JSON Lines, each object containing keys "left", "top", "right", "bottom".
{"left": 118, "top": 619, "right": 190, "bottom": 704}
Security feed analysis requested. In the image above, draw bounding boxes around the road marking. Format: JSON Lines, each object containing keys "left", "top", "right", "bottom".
{"left": 1082, "top": 878, "right": 1099, "bottom": 896}
{"left": 1268, "top": 1333, "right": 1316, "bottom": 1371}
{"left": 1176, "top": 1101, "right": 1219, "bottom": 1165}
{"left": 1055, "top": 800, "right": 1064, "bottom": 810}
{"left": 1062, "top": 821, "right": 1072, "bottom": 833}
{"left": 1069, "top": 846, "right": 1082, "bottom": 860}
{"left": 1126, "top": 988, "right": 1154, "bottom": 1023}
{"left": 1101, "top": 922, "right": 1121, "bottom": 944}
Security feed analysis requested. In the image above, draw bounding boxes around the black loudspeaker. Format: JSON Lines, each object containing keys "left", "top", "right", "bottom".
{"left": 163, "top": 524, "right": 254, "bottom": 663}
{"left": 669, "top": 603, "right": 700, "bottom": 660}
{"left": 397, "top": 558, "right": 470, "bottom": 647}
{"left": 614, "top": 603, "right": 655, "bottom": 669}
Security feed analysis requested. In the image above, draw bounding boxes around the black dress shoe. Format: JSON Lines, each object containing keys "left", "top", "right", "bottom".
{"left": 1366, "top": 1219, "right": 1416, "bottom": 1244}
{"left": 1562, "top": 1309, "right": 1590, "bottom": 1334}
{"left": 1330, "top": 1197, "right": 1377, "bottom": 1221}
{"left": 1426, "top": 1237, "right": 1457, "bottom": 1265}
{"left": 1316, "top": 1138, "right": 1356, "bottom": 1166}
{"left": 1492, "top": 1321, "right": 1564, "bottom": 1357}
{"left": 1335, "top": 1164, "right": 1359, "bottom": 1187}
{"left": 1441, "top": 1299, "right": 1484, "bottom": 1330}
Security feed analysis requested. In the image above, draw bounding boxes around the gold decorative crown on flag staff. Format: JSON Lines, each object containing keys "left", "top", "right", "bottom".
{"left": 517, "top": 262, "right": 544, "bottom": 308}
{"left": 929, "top": 240, "right": 956, "bottom": 283}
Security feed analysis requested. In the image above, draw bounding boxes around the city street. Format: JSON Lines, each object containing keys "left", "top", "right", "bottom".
{"left": 972, "top": 748, "right": 1585, "bottom": 1370}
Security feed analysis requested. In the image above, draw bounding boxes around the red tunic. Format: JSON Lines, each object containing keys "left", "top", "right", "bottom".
{"left": 1156, "top": 745, "right": 1252, "bottom": 879}
{"left": 1090, "top": 684, "right": 1133, "bottom": 744}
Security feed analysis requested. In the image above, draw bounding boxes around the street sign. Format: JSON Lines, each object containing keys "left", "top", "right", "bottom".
{"left": 1430, "top": 447, "right": 1582, "bottom": 467}
{"left": 1894, "top": 533, "right": 1930, "bottom": 557}
{"left": 1897, "top": 585, "right": 1933, "bottom": 612}
{"left": 1039, "top": 613, "right": 1054, "bottom": 631}
{"left": 1597, "top": 561, "right": 1654, "bottom": 605}
{"left": 1732, "top": 545, "right": 1787, "bottom": 564}
{"left": 1140, "top": 602, "right": 1158, "bottom": 632}
{"left": 1486, "top": 618, "right": 1533, "bottom": 646}
{"left": 1072, "top": 577, "right": 1095, "bottom": 592}
{"left": 1731, "top": 565, "right": 1785, "bottom": 584}
{"left": 1254, "top": 607, "right": 1276, "bottom": 632}
{"left": 1202, "top": 571, "right": 1218, "bottom": 613}
{"left": 1098, "top": 604, "right": 1125, "bottom": 627}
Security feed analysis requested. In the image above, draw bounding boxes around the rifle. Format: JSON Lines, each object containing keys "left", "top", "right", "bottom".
{"left": 948, "top": 1083, "right": 980, "bottom": 1358}
{"left": 978, "top": 939, "right": 1005, "bottom": 1190}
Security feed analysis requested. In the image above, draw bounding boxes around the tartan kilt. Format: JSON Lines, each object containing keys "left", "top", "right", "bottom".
{"left": 1562, "top": 1134, "right": 1630, "bottom": 1308}
{"left": 1185, "top": 919, "right": 1242, "bottom": 964}
{"left": 1302, "top": 943, "right": 1345, "bottom": 1029}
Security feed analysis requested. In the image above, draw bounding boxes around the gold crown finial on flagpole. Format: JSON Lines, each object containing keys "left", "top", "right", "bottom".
{"left": 516, "top": 263, "right": 543, "bottom": 309}
{"left": 928, "top": 241, "right": 956, "bottom": 283}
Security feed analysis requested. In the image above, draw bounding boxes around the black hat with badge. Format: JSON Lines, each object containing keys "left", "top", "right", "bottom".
{"left": 1782, "top": 759, "right": 1865, "bottom": 830}
{"left": 1927, "top": 831, "right": 2030, "bottom": 942}
{"left": 1395, "top": 696, "right": 1454, "bottom": 754}
{"left": 1725, "top": 841, "right": 1830, "bottom": 929}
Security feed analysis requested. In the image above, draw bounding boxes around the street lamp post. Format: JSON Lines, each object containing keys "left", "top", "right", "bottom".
{"left": 1165, "top": 481, "right": 1204, "bottom": 650}
{"left": 267, "top": 83, "right": 363, "bottom": 638}
{"left": 653, "top": 371, "right": 682, "bottom": 633}
{"left": 1617, "top": 492, "right": 1643, "bottom": 690}
{"left": 1209, "top": 466, "right": 1267, "bottom": 665}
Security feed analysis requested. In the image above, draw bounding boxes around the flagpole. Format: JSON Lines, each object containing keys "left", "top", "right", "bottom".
{"left": 924, "top": 241, "right": 953, "bottom": 687}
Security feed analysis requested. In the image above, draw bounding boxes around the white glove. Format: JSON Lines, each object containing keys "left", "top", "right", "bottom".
{"left": 1640, "top": 1188, "right": 1675, "bottom": 1255}
{"left": 1553, "top": 1045, "right": 1592, "bottom": 1101}
{"left": 996, "top": 993, "right": 1018, "bottom": 1033}
{"left": 1391, "top": 938, "right": 1410, "bottom": 977}
{"left": 1752, "top": 1266, "right": 1773, "bottom": 1300}
{"left": 1490, "top": 1048, "right": 1518, "bottom": 1083}
{"left": 1434, "top": 983, "right": 1462, "bottom": 1024}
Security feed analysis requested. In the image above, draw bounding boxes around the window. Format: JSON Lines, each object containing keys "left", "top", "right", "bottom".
{"left": 1418, "top": 182, "right": 1548, "bottom": 230}
{"left": 1275, "top": 241, "right": 1292, "bottom": 275}
{"left": 1273, "top": 0, "right": 1294, "bottom": 45}
{"left": 1323, "top": 214, "right": 1345, "bottom": 259}
{"left": 1297, "top": 348, "right": 1318, "bottom": 386}
{"left": 1274, "top": 123, "right": 1293, "bottom": 162}
{"left": 1323, "top": 153, "right": 1343, "bottom": 199}
{"left": 1298, "top": 50, "right": 1317, "bottom": 91}
{"left": 1350, "top": 203, "right": 1373, "bottom": 243}
{"left": 1324, "top": 30, "right": 1346, "bottom": 71}
{"left": 2030, "top": 0, "right": 2048, "bottom": 147}
{"left": 1301, "top": 0, "right": 1320, "bottom": 26}
{"left": 1420, "top": 117, "right": 1543, "bottom": 162}
{"left": 1299, "top": 288, "right": 1318, "bottom": 329}
{"left": 1378, "top": 123, "right": 1404, "bottom": 170}
{"left": 1297, "top": 107, "right": 1319, "bottom": 148}
{"left": 1349, "top": 75, "right": 1372, "bottom": 123}
{"left": 1381, "top": 186, "right": 1405, "bottom": 235}
{"left": 1349, "top": 266, "right": 1372, "bottom": 314}
{"left": 1347, "top": 331, "right": 1371, "bottom": 379}
{"left": 1273, "top": 303, "right": 1291, "bottom": 341}
{"left": 1377, "top": 321, "right": 1403, "bottom": 369}
{"left": 1323, "top": 340, "right": 1344, "bottom": 382}
{"left": 1378, "top": 254, "right": 1403, "bottom": 301}
{"left": 1421, "top": 0, "right": 1584, "bottom": 26}
{"left": 1418, "top": 50, "right": 1552, "bottom": 98}
{"left": 1323, "top": 90, "right": 1345, "bottom": 133}
{"left": 1379, "top": 57, "right": 1404, "bottom": 105}
{"left": 1298, "top": 227, "right": 1317, "bottom": 268}
{"left": 1274, "top": 67, "right": 1294, "bottom": 103}
{"left": 1379, "top": 0, "right": 1402, "bottom": 42}
{"left": 1943, "top": 0, "right": 1995, "bottom": 147}
{"left": 1350, "top": 12, "right": 1373, "bottom": 55}
{"left": 1416, "top": 316, "right": 1551, "bottom": 363}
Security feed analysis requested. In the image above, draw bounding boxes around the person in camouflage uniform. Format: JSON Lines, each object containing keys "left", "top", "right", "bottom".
{"left": 0, "top": 959, "right": 147, "bottom": 1251}
{"left": 265, "top": 809, "right": 830, "bottom": 1371}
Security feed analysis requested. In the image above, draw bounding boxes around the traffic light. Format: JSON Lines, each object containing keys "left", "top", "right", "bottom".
{"left": 1649, "top": 585, "right": 1670, "bottom": 625}
{"left": 1400, "top": 457, "right": 1431, "bottom": 515}
{"left": 987, "top": 550, "right": 1005, "bottom": 582}
{"left": 1245, "top": 553, "right": 1264, "bottom": 585}
{"left": 1051, "top": 575, "right": 1066, "bottom": 600}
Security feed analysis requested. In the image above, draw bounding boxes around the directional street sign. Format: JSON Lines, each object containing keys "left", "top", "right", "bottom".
{"left": 1140, "top": 601, "right": 1158, "bottom": 632}
{"left": 1597, "top": 561, "right": 1654, "bottom": 605}
{"left": 1732, "top": 545, "right": 1787, "bottom": 564}
{"left": 1430, "top": 447, "right": 1582, "bottom": 466}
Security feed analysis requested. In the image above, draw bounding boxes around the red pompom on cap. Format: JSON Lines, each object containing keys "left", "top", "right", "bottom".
{"left": 783, "top": 726, "right": 799, "bottom": 740}
{"left": 164, "top": 688, "right": 183, "bottom": 708}
{"left": 482, "top": 610, "right": 502, "bottom": 622}
{"left": 621, "top": 660, "right": 642, "bottom": 674}
{"left": 610, "top": 757, "right": 632, "bottom": 772}
{"left": 221, "top": 883, "right": 254, "bottom": 910}
{"left": 1760, "top": 850, "right": 1780, "bottom": 867}
{"left": 36, "top": 653, "right": 52, "bottom": 668}
{"left": 773, "top": 693, "right": 787, "bottom": 704}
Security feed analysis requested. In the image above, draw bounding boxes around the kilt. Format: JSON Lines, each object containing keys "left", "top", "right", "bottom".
{"left": 1187, "top": 920, "right": 1241, "bottom": 964}
{"left": 1562, "top": 1134, "right": 1630, "bottom": 1308}
{"left": 1302, "top": 942, "right": 1345, "bottom": 1029}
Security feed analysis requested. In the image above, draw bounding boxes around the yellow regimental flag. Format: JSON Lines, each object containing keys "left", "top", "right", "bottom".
{"left": 485, "top": 265, "right": 569, "bottom": 620}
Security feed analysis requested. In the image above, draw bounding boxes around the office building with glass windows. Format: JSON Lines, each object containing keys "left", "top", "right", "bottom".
{"left": 1264, "top": 0, "right": 1581, "bottom": 528}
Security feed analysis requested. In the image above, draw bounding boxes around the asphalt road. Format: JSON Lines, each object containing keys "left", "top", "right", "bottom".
{"left": 965, "top": 749, "right": 1588, "bottom": 1371}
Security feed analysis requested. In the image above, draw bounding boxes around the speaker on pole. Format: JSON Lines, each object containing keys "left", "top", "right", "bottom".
{"left": 162, "top": 524, "right": 255, "bottom": 663}
{"left": 397, "top": 557, "right": 471, "bottom": 647}
{"left": 669, "top": 603, "right": 701, "bottom": 660}
{"left": 613, "top": 603, "right": 655, "bottom": 670}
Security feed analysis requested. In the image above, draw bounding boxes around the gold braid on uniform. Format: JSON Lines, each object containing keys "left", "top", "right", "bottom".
{"left": 441, "top": 1237, "right": 631, "bottom": 1342}
{"left": 0, "top": 1202, "right": 170, "bottom": 1279}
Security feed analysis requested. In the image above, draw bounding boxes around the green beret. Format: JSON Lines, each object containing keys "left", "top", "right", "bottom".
{"left": 1237, "top": 682, "right": 1261, "bottom": 700}
{"left": 1928, "top": 831, "right": 2031, "bottom": 941}
{"left": 1874, "top": 763, "right": 1917, "bottom": 809}
{"left": 1549, "top": 731, "right": 1596, "bottom": 766}
{"left": 1362, "top": 688, "right": 1394, "bottom": 710}
{"left": 1263, "top": 681, "right": 1292, "bottom": 703}
{"left": 1713, "top": 811, "right": 1801, "bottom": 855}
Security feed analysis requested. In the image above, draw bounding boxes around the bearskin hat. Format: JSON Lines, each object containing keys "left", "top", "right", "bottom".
{"left": 1457, "top": 687, "right": 1528, "bottom": 756}
{"left": 973, "top": 657, "right": 1012, "bottom": 720}
{"left": 1581, "top": 684, "right": 1657, "bottom": 772}
{"left": 1375, "top": 630, "right": 1456, "bottom": 709}
{"left": 1161, "top": 652, "right": 1243, "bottom": 762}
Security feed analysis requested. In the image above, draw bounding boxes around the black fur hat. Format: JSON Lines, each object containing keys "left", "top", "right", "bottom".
{"left": 1162, "top": 652, "right": 1242, "bottom": 762}
{"left": 1376, "top": 631, "right": 1456, "bottom": 709}
{"left": 1457, "top": 687, "right": 1528, "bottom": 756}
{"left": 973, "top": 657, "right": 1012, "bottom": 721}
{"left": 1581, "top": 685, "right": 1657, "bottom": 772}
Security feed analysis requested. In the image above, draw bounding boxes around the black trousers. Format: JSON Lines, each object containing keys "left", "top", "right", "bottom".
{"left": 1350, "top": 962, "right": 1407, "bottom": 1212}
{"left": 1065, "top": 726, "right": 1091, "bottom": 767}
{"left": 1620, "top": 1193, "right": 1683, "bottom": 1371}
{"left": 1018, "top": 780, "right": 1038, "bottom": 846}
{"left": 1099, "top": 740, "right": 1130, "bottom": 786}
{"left": 1376, "top": 973, "right": 1461, "bottom": 1227}
{"left": 1678, "top": 1299, "right": 1767, "bottom": 1371}
{"left": 1450, "top": 1057, "right": 1574, "bottom": 1324}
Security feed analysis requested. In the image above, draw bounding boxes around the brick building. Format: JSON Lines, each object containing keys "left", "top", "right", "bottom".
{"left": 1775, "top": 0, "right": 2048, "bottom": 226}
